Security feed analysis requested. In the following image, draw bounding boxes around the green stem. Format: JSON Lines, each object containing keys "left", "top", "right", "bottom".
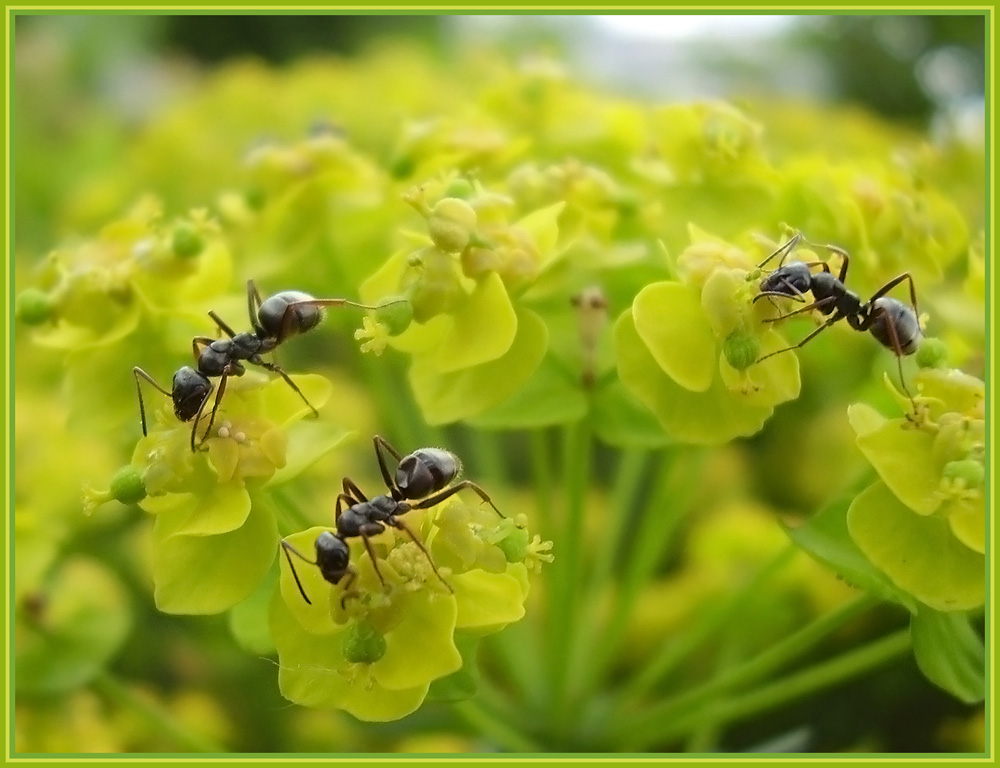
{"left": 619, "top": 543, "right": 798, "bottom": 704}
{"left": 614, "top": 592, "right": 881, "bottom": 743}
{"left": 584, "top": 447, "right": 698, "bottom": 692}
{"left": 450, "top": 698, "right": 544, "bottom": 753}
{"left": 545, "top": 418, "right": 592, "bottom": 733}
{"left": 529, "top": 428, "right": 554, "bottom": 529}
{"left": 91, "top": 670, "right": 226, "bottom": 753}
{"left": 262, "top": 487, "right": 314, "bottom": 535}
{"left": 624, "top": 628, "right": 911, "bottom": 750}
{"left": 569, "top": 450, "right": 649, "bottom": 697}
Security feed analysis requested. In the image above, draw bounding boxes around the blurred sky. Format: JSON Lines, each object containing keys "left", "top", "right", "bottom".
{"left": 15, "top": 13, "right": 985, "bottom": 139}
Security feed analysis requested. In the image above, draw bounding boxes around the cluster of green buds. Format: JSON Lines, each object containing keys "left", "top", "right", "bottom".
{"left": 274, "top": 502, "right": 551, "bottom": 720}
{"left": 615, "top": 226, "right": 802, "bottom": 444}
{"left": 16, "top": 196, "right": 230, "bottom": 344}
{"left": 85, "top": 372, "right": 341, "bottom": 614}
{"left": 847, "top": 363, "right": 985, "bottom": 612}
{"left": 357, "top": 176, "right": 563, "bottom": 424}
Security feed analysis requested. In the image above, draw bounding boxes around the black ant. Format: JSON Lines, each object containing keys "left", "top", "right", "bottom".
{"left": 133, "top": 279, "right": 386, "bottom": 452}
{"left": 752, "top": 233, "right": 923, "bottom": 404}
{"left": 281, "top": 437, "right": 504, "bottom": 606}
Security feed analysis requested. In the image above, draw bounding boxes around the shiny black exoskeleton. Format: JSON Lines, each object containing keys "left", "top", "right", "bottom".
{"left": 753, "top": 232, "right": 923, "bottom": 401}
{"left": 372, "top": 435, "right": 503, "bottom": 517}
{"left": 280, "top": 437, "right": 505, "bottom": 606}
{"left": 281, "top": 477, "right": 456, "bottom": 607}
{"left": 133, "top": 280, "right": 380, "bottom": 451}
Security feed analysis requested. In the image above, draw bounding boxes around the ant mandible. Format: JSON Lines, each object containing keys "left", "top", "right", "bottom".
{"left": 281, "top": 437, "right": 505, "bottom": 606}
{"left": 752, "top": 232, "right": 923, "bottom": 404}
{"left": 133, "top": 279, "right": 386, "bottom": 452}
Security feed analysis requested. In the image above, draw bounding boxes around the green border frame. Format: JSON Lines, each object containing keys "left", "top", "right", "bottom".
{"left": 4, "top": 6, "right": 993, "bottom": 766}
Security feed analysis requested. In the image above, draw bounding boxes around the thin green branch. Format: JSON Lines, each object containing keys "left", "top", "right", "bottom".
{"left": 614, "top": 592, "right": 885, "bottom": 746}
{"left": 451, "top": 697, "right": 545, "bottom": 753}
{"left": 623, "top": 628, "right": 912, "bottom": 750}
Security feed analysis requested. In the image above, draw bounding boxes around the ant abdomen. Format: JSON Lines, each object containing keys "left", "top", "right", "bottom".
{"left": 395, "top": 448, "right": 461, "bottom": 499}
{"left": 869, "top": 297, "right": 922, "bottom": 355}
{"left": 257, "top": 290, "right": 323, "bottom": 339}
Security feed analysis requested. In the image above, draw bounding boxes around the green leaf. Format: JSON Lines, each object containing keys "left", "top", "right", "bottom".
{"left": 152, "top": 497, "right": 278, "bottom": 615}
{"left": 782, "top": 494, "right": 919, "bottom": 613}
{"left": 632, "top": 281, "right": 716, "bottom": 392}
{"left": 270, "top": 591, "right": 429, "bottom": 721}
{"left": 372, "top": 591, "right": 461, "bottom": 690}
{"left": 855, "top": 418, "right": 941, "bottom": 515}
{"left": 161, "top": 481, "right": 252, "bottom": 538}
{"left": 423, "top": 271, "right": 518, "bottom": 373}
{"left": 409, "top": 308, "right": 548, "bottom": 425}
{"left": 267, "top": 421, "right": 354, "bottom": 487}
{"left": 452, "top": 568, "right": 527, "bottom": 633}
{"left": 615, "top": 309, "right": 776, "bottom": 445}
{"left": 469, "top": 354, "right": 587, "bottom": 429}
{"left": 228, "top": 565, "right": 279, "bottom": 656}
{"left": 427, "top": 633, "right": 482, "bottom": 702}
{"left": 948, "top": 502, "right": 986, "bottom": 555}
{"left": 16, "top": 558, "right": 131, "bottom": 696}
{"left": 591, "top": 378, "right": 673, "bottom": 449}
{"left": 910, "top": 606, "right": 984, "bottom": 703}
{"left": 514, "top": 201, "right": 566, "bottom": 268}
{"left": 847, "top": 481, "right": 985, "bottom": 612}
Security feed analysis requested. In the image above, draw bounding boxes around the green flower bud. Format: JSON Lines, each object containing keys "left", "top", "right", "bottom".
{"left": 342, "top": 619, "right": 388, "bottom": 664}
{"left": 428, "top": 198, "right": 478, "bottom": 253}
{"left": 722, "top": 328, "right": 760, "bottom": 371}
{"left": 16, "top": 289, "right": 55, "bottom": 325}
{"left": 495, "top": 526, "right": 530, "bottom": 563}
{"left": 171, "top": 223, "right": 204, "bottom": 259}
{"left": 444, "top": 178, "right": 475, "bottom": 199}
{"left": 110, "top": 465, "right": 147, "bottom": 505}
{"left": 373, "top": 296, "right": 414, "bottom": 336}
{"left": 942, "top": 459, "right": 985, "bottom": 489}
{"left": 915, "top": 337, "right": 948, "bottom": 369}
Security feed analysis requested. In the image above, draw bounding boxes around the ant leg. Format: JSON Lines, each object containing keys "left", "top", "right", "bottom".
{"left": 411, "top": 481, "right": 505, "bottom": 518}
{"left": 869, "top": 272, "right": 920, "bottom": 317}
{"left": 870, "top": 305, "right": 918, "bottom": 411}
{"left": 338, "top": 568, "right": 360, "bottom": 609}
{"left": 342, "top": 477, "right": 369, "bottom": 503}
{"left": 206, "top": 312, "right": 237, "bottom": 339}
{"left": 755, "top": 313, "right": 844, "bottom": 365}
{"left": 246, "top": 280, "right": 265, "bottom": 329}
{"left": 755, "top": 231, "right": 801, "bottom": 270}
{"left": 132, "top": 367, "right": 172, "bottom": 437}
{"left": 192, "top": 373, "right": 227, "bottom": 451}
{"left": 275, "top": 297, "right": 403, "bottom": 344}
{"left": 192, "top": 336, "right": 216, "bottom": 361}
{"left": 390, "top": 517, "right": 453, "bottom": 593}
{"left": 251, "top": 358, "right": 320, "bottom": 418}
{"left": 334, "top": 491, "right": 363, "bottom": 524}
{"left": 372, "top": 435, "right": 404, "bottom": 492}
{"left": 761, "top": 294, "right": 838, "bottom": 323}
{"left": 359, "top": 533, "right": 388, "bottom": 589}
{"left": 280, "top": 539, "right": 318, "bottom": 605}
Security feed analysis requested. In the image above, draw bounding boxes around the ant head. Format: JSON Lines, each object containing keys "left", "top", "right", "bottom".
{"left": 257, "top": 291, "right": 323, "bottom": 340}
{"left": 171, "top": 366, "right": 212, "bottom": 422}
{"left": 870, "top": 297, "right": 922, "bottom": 355}
{"left": 395, "top": 448, "right": 461, "bottom": 499}
{"left": 315, "top": 530, "right": 352, "bottom": 584}
{"left": 758, "top": 260, "right": 813, "bottom": 297}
